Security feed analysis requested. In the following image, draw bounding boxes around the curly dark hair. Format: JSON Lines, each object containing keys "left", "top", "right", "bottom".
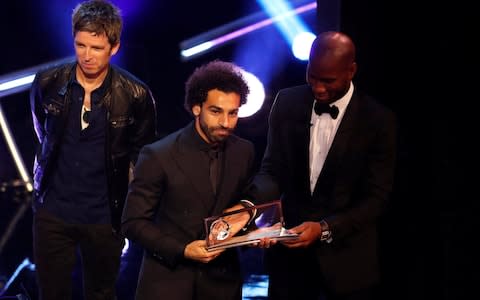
{"left": 72, "top": 0, "right": 122, "bottom": 46}
{"left": 184, "top": 60, "right": 250, "bottom": 114}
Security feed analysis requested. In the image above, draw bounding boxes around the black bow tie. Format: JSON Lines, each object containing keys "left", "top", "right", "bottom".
{"left": 314, "top": 102, "right": 339, "bottom": 119}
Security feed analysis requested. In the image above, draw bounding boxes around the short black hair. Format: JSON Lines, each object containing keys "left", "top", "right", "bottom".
{"left": 184, "top": 60, "right": 250, "bottom": 114}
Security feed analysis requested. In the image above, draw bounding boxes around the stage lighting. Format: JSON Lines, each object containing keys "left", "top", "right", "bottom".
{"left": 0, "top": 258, "right": 35, "bottom": 297}
{"left": 180, "top": 1, "right": 316, "bottom": 60}
{"left": 292, "top": 31, "right": 316, "bottom": 60}
{"left": 238, "top": 70, "right": 265, "bottom": 118}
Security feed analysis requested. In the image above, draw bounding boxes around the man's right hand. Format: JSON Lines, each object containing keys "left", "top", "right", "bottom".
{"left": 184, "top": 239, "right": 225, "bottom": 263}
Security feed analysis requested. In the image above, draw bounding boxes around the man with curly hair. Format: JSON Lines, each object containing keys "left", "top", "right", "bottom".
{"left": 121, "top": 60, "right": 255, "bottom": 300}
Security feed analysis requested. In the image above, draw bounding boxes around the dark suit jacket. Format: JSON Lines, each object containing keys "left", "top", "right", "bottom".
{"left": 249, "top": 84, "right": 397, "bottom": 294}
{"left": 121, "top": 121, "right": 255, "bottom": 299}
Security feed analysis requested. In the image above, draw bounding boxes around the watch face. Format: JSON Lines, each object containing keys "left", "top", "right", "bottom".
{"left": 320, "top": 229, "right": 333, "bottom": 243}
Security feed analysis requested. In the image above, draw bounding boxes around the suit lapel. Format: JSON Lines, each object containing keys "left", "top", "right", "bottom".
{"left": 325, "top": 93, "right": 359, "bottom": 167}
{"left": 172, "top": 131, "right": 248, "bottom": 217}
{"left": 172, "top": 124, "right": 215, "bottom": 213}
{"left": 293, "top": 119, "right": 311, "bottom": 194}
{"left": 295, "top": 89, "right": 315, "bottom": 195}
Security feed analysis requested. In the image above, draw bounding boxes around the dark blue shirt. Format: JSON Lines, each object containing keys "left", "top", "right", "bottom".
{"left": 43, "top": 71, "right": 110, "bottom": 224}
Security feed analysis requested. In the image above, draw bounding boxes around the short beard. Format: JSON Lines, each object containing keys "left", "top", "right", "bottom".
{"left": 200, "top": 122, "right": 230, "bottom": 144}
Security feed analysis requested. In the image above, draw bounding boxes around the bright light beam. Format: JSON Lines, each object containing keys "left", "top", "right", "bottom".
{"left": 0, "top": 75, "right": 36, "bottom": 93}
{"left": 0, "top": 257, "right": 35, "bottom": 297}
{"left": 0, "top": 56, "right": 74, "bottom": 98}
{"left": 180, "top": 1, "right": 316, "bottom": 60}
{"left": 257, "top": 0, "right": 313, "bottom": 46}
{"left": 0, "top": 104, "right": 33, "bottom": 192}
{"left": 292, "top": 31, "right": 316, "bottom": 60}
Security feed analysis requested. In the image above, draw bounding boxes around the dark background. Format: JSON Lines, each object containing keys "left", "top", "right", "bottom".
{"left": 0, "top": 0, "right": 474, "bottom": 299}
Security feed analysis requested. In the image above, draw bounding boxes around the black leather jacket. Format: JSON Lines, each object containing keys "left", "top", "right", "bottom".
{"left": 30, "top": 62, "right": 157, "bottom": 231}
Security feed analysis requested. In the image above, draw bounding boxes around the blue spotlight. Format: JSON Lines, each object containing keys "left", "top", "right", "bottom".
{"left": 292, "top": 31, "right": 316, "bottom": 60}
{"left": 257, "top": 0, "right": 313, "bottom": 46}
{"left": 238, "top": 70, "right": 265, "bottom": 118}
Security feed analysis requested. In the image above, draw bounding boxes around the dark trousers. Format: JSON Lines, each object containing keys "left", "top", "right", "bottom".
{"left": 135, "top": 253, "right": 243, "bottom": 300}
{"left": 33, "top": 208, "right": 124, "bottom": 300}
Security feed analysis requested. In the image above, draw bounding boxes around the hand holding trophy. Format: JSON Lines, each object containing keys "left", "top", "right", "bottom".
{"left": 205, "top": 200, "right": 298, "bottom": 251}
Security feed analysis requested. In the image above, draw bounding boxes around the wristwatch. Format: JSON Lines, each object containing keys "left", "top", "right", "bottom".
{"left": 319, "top": 220, "right": 333, "bottom": 243}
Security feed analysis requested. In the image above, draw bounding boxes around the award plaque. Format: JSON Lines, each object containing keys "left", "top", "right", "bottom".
{"left": 205, "top": 200, "right": 298, "bottom": 251}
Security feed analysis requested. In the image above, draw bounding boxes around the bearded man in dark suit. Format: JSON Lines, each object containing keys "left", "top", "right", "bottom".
{"left": 121, "top": 60, "right": 256, "bottom": 300}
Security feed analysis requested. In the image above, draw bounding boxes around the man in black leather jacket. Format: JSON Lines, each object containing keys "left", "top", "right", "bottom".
{"left": 29, "top": 1, "right": 157, "bottom": 299}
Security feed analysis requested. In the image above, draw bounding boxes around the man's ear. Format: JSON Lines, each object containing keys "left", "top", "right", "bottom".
{"left": 110, "top": 42, "right": 120, "bottom": 56}
{"left": 192, "top": 105, "right": 201, "bottom": 117}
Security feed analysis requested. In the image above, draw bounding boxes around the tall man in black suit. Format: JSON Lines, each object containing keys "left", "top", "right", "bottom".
{"left": 121, "top": 60, "right": 255, "bottom": 300}
{"left": 247, "top": 31, "right": 397, "bottom": 300}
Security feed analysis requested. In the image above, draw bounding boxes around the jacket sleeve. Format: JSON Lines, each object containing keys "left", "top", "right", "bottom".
{"left": 243, "top": 90, "right": 285, "bottom": 204}
{"left": 121, "top": 145, "right": 187, "bottom": 269}
{"left": 130, "top": 86, "right": 157, "bottom": 164}
{"left": 30, "top": 72, "right": 45, "bottom": 143}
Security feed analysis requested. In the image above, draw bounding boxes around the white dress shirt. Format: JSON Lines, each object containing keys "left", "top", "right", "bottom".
{"left": 309, "top": 82, "right": 354, "bottom": 194}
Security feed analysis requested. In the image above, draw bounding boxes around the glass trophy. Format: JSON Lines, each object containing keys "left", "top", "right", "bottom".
{"left": 204, "top": 200, "right": 298, "bottom": 251}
